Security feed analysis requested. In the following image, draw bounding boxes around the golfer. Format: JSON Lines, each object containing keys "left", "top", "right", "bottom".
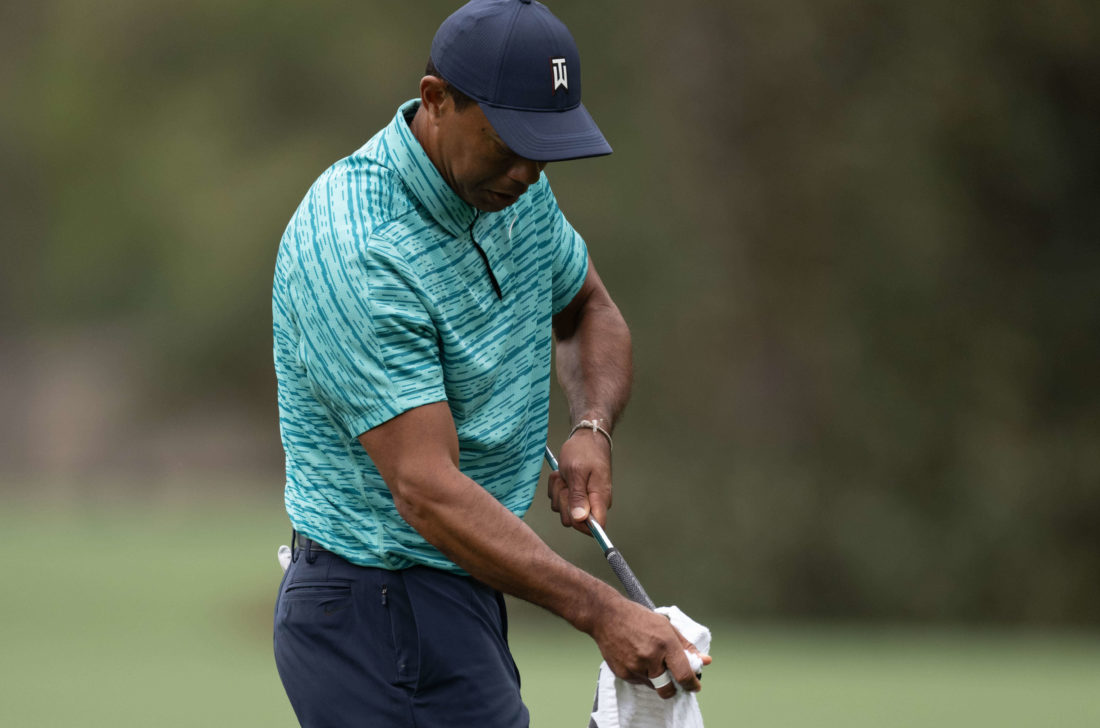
{"left": 272, "top": 1, "right": 703, "bottom": 724}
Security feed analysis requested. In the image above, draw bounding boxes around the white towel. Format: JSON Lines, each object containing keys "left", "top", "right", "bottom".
{"left": 589, "top": 606, "right": 711, "bottom": 728}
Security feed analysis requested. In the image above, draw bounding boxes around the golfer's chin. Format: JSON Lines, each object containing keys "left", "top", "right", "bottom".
{"left": 472, "top": 188, "right": 523, "bottom": 213}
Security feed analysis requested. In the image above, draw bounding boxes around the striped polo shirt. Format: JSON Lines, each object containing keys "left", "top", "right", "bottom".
{"left": 272, "top": 99, "right": 589, "bottom": 572}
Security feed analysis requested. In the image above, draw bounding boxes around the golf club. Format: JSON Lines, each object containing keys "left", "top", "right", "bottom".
{"left": 544, "top": 445, "right": 656, "bottom": 610}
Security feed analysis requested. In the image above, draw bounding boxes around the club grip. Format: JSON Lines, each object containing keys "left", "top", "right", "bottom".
{"left": 605, "top": 548, "right": 656, "bottom": 609}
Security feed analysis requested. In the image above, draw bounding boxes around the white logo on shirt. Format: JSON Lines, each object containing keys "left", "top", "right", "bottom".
{"left": 551, "top": 57, "right": 568, "bottom": 93}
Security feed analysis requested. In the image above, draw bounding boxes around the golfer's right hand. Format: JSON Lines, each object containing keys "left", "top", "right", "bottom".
{"left": 591, "top": 597, "right": 711, "bottom": 699}
{"left": 548, "top": 430, "right": 612, "bottom": 535}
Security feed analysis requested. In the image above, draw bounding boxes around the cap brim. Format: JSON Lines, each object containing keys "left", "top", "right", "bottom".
{"left": 479, "top": 102, "right": 612, "bottom": 162}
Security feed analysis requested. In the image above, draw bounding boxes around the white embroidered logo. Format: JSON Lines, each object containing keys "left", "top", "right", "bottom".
{"left": 551, "top": 57, "right": 568, "bottom": 92}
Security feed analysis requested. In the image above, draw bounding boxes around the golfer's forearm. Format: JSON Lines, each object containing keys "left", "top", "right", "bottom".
{"left": 555, "top": 294, "right": 632, "bottom": 429}
{"left": 389, "top": 468, "right": 620, "bottom": 633}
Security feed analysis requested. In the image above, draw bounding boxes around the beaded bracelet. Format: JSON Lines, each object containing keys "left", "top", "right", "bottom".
{"left": 568, "top": 419, "right": 614, "bottom": 452}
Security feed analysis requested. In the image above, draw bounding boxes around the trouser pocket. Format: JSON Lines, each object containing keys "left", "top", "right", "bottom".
{"left": 382, "top": 574, "right": 421, "bottom": 690}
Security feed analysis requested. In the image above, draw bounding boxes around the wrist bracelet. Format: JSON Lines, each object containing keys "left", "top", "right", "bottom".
{"left": 568, "top": 419, "right": 614, "bottom": 452}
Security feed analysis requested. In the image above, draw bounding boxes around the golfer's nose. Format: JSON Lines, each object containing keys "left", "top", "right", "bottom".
{"left": 508, "top": 157, "right": 545, "bottom": 185}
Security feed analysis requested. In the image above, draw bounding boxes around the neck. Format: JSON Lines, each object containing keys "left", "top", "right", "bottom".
{"left": 409, "top": 103, "right": 440, "bottom": 173}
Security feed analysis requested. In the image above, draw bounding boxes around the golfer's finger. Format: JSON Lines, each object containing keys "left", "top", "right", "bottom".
{"left": 667, "top": 648, "right": 701, "bottom": 694}
{"left": 550, "top": 474, "right": 578, "bottom": 528}
{"left": 587, "top": 487, "right": 610, "bottom": 529}
{"left": 648, "top": 668, "right": 677, "bottom": 699}
{"left": 547, "top": 472, "right": 565, "bottom": 514}
{"left": 676, "top": 631, "right": 712, "bottom": 666}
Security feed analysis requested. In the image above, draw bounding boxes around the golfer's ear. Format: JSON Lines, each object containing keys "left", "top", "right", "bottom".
{"left": 419, "top": 76, "right": 449, "bottom": 116}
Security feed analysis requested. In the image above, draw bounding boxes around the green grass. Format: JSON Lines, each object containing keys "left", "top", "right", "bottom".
{"left": 509, "top": 609, "right": 1100, "bottom": 728}
{"left": 2, "top": 498, "right": 1098, "bottom": 727}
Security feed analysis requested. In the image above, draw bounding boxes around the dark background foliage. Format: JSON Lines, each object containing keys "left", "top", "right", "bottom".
{"left": 2, "top": 0, "right": 1097, "bottom": 625}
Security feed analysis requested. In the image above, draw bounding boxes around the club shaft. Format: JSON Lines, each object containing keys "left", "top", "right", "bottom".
{"left": 586, "top": 516, "right": 614, "bottom": 553}
{"left": 543, "top": 446, "right": 656, "bottom": 609}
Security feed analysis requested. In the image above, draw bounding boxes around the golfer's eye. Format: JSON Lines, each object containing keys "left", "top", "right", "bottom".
{"left": 490, "top": 138, "right": 513, "bottom": 160}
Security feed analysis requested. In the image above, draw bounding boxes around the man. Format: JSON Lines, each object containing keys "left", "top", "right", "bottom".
{"left": 272, "top": 1, "right": 706, "bottom": 725}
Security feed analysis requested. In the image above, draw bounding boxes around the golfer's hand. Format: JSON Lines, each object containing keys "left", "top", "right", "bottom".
{"left": 592, "top": 598, "right": 712, "bottom": 699}
{"left": 548, "top": 430, "right": 612, "bottom": 534}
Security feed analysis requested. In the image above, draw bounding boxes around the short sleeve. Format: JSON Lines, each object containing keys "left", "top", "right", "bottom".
{"left": 539, "top": 179, "right": 589, "bottom": 314}
{"left": 292, "top": 231, "right": 445, "bottom": 440}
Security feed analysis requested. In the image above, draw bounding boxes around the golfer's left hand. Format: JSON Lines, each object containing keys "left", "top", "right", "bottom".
{"left": 548, "top": 428, "right": 612, "bottom": 534}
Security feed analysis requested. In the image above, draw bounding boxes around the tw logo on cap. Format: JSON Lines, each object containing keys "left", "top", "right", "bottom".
{"left": 551, "top": 57, "right": 568, "bottom": 93}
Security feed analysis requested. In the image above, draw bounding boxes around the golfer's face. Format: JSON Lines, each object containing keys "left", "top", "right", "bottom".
{"left": 440, "top": 104, "right": 547, "bottom": 212}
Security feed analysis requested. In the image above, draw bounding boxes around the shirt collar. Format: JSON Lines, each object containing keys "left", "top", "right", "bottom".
{"left": 384, "top": 99, "right": 478, "bottom": 237}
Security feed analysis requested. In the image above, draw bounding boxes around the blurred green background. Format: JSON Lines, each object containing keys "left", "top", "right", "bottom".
{"left": 2, "top": 1, "right": 1098, "bottom": 725}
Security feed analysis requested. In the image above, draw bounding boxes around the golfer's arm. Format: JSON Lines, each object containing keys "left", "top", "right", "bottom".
{"left": 552, "top": 262, "right": 632, "bottom": 429}
{"left": 358, "top": 402, "right": 620, "bottom": 633}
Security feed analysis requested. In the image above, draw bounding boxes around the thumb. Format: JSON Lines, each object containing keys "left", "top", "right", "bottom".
{"left": 568, "top": 472, "right": 590, "bottom": 523}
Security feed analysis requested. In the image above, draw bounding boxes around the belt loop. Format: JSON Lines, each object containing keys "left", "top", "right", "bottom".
{"left": 304, "top": 534, "right": 319, "bottom": 564}
{"left": 290, "top": 529, "right": 300, "bottom": 563}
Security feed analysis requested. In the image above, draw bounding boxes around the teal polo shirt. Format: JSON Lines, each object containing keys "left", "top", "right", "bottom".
{"left": 272, "top": 100, "right": 589, "bottom": 572}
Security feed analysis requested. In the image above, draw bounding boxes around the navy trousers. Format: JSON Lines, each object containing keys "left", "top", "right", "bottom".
{"left": 273, "top": 539, "right": 529, "bottom": 727}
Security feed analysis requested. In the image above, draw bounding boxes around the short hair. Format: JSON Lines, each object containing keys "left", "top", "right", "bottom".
{"left": 425, "top": 58, "right": 476, "bottom": 110}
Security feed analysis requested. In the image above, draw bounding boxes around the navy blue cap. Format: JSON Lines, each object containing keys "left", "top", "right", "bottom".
{"left": 430, "top": 0, "right": 612, "bottom": 162}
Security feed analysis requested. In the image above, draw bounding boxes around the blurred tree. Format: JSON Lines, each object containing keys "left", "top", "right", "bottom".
{"left": 1, "top": 0, "right": 1097, "bottom": 624}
